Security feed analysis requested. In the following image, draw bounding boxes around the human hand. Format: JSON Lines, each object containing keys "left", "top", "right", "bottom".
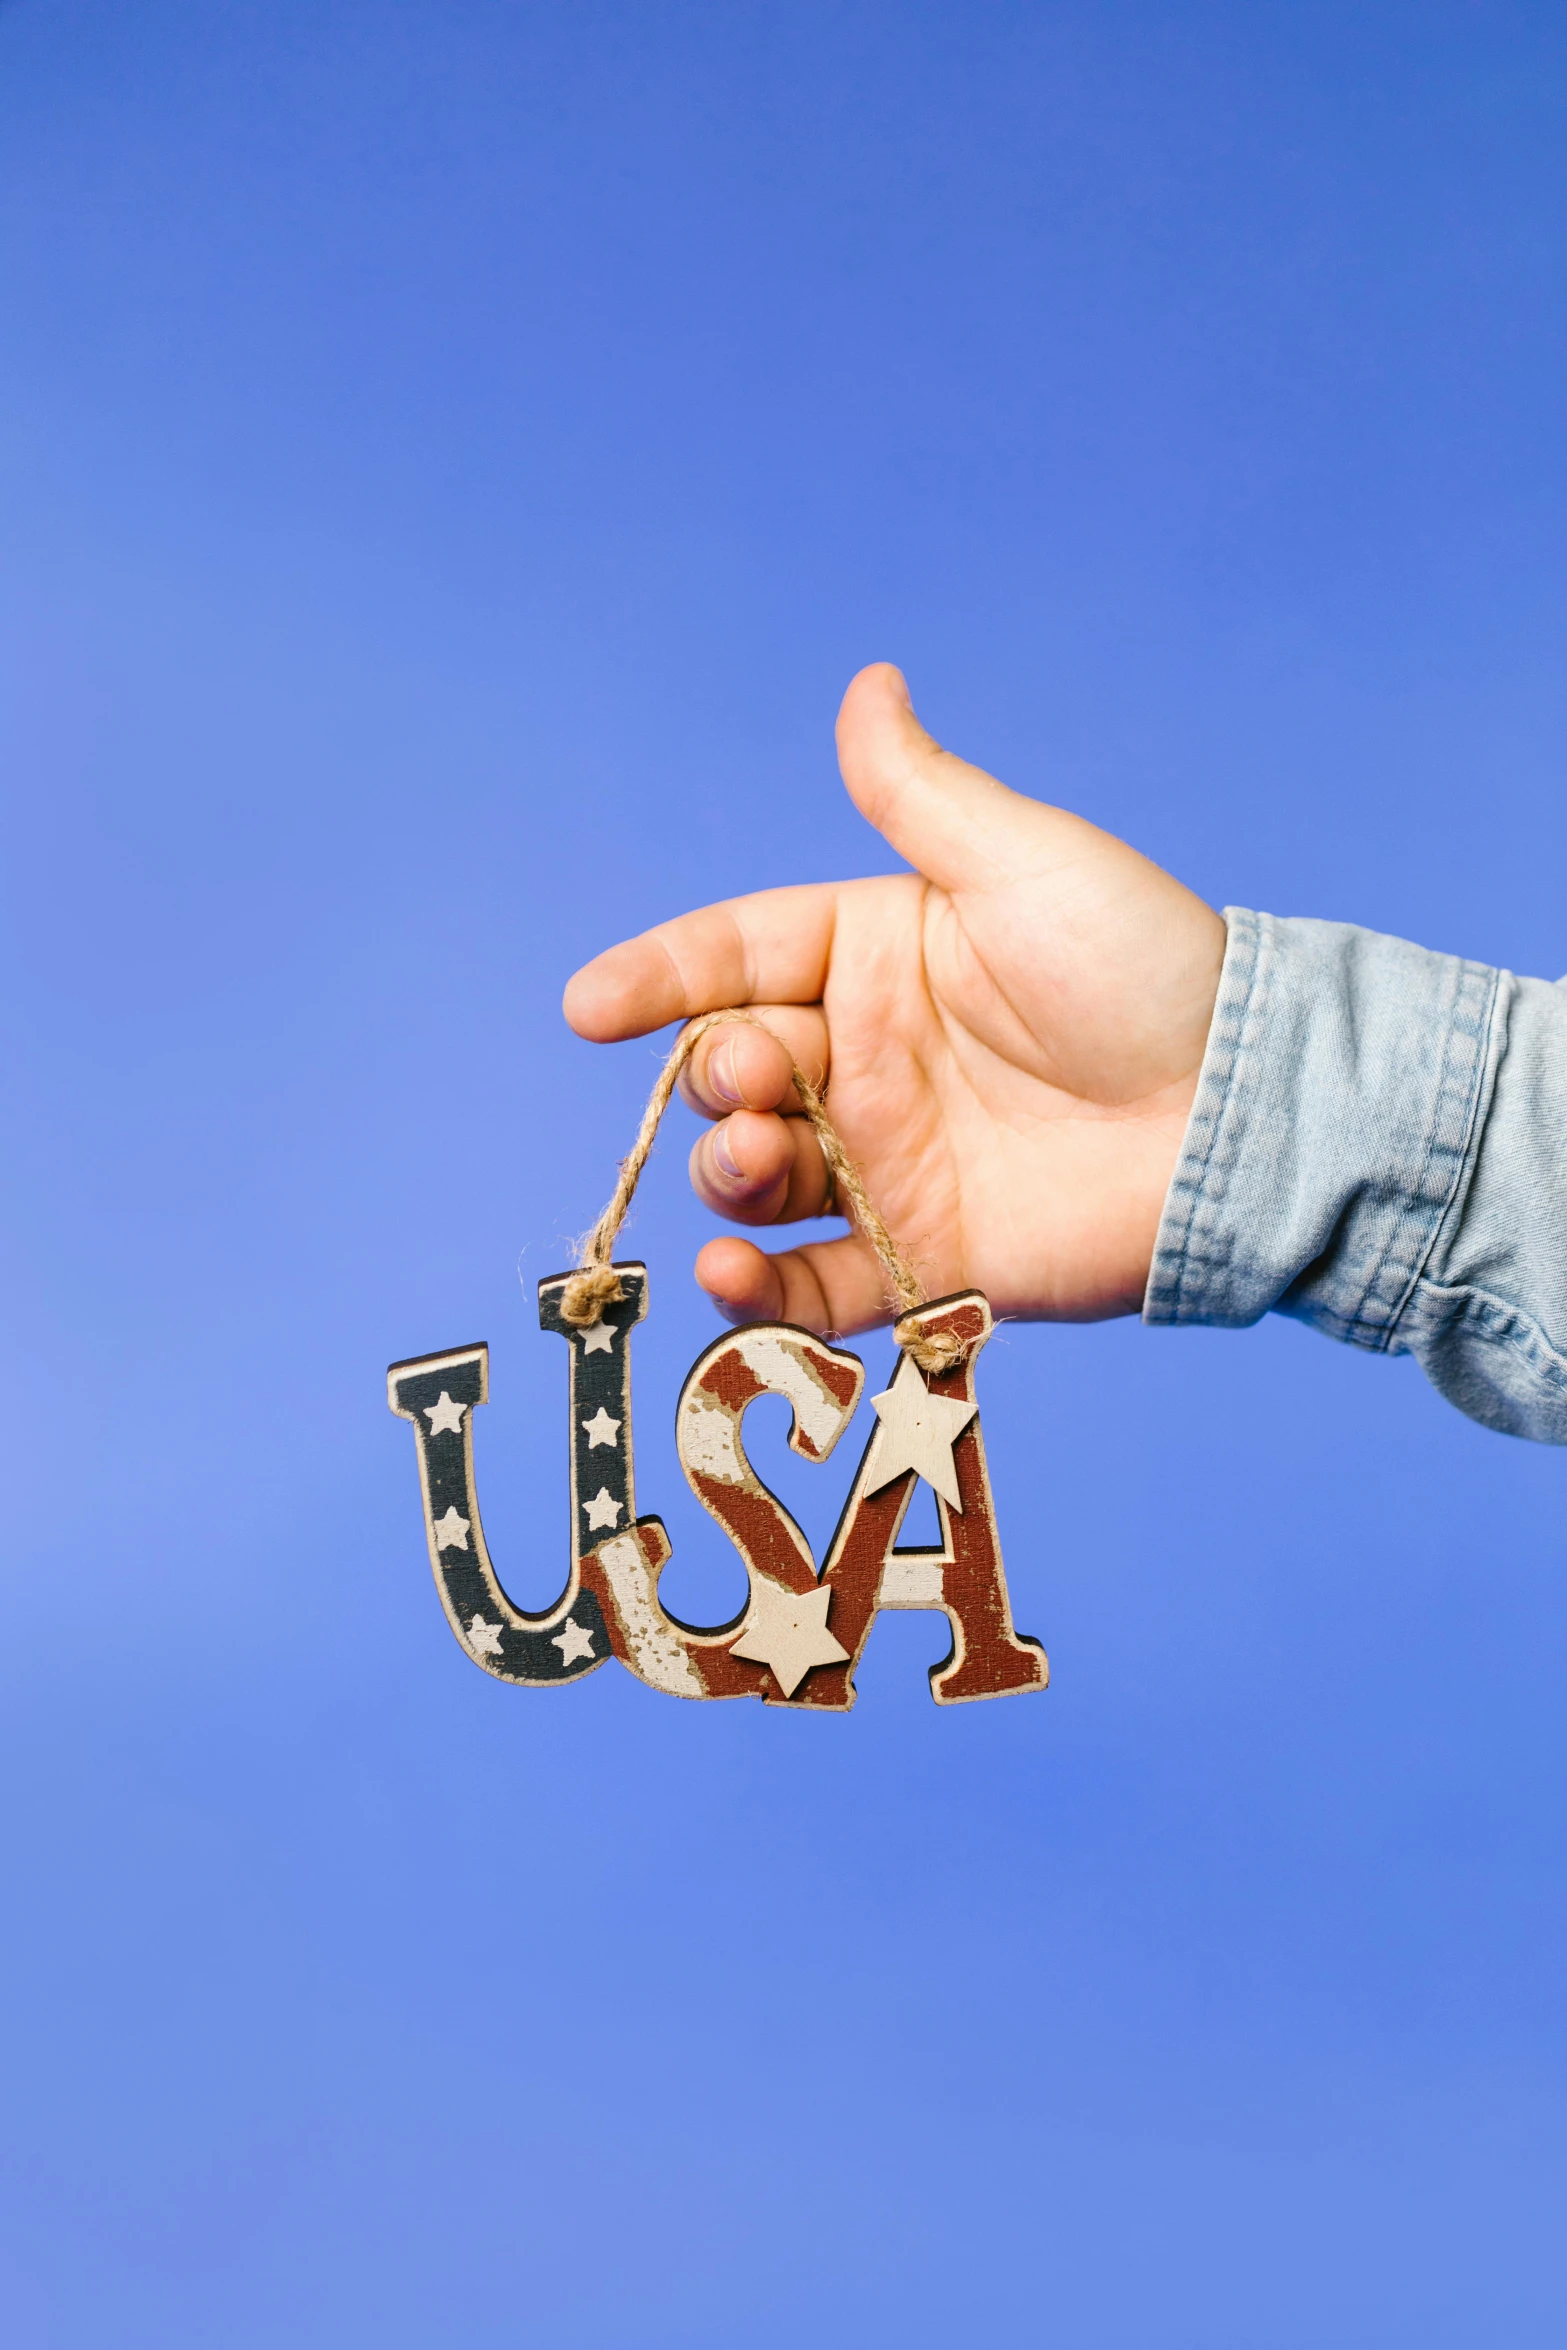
{"left": 563, "top": 665, "right": 1225, "bottom": 1336}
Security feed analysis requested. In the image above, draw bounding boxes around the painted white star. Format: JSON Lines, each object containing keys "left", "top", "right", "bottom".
{"left": 582, "top": 1487, "right": 622, "bottom": 1531}
{"left": 552, "top": 1618, "right": 597, "bottom": 1666}
{"left": 423, "top": 1391, "right": 465, "bottom": 1436}
{"left": 730, "top": 1576, "right": 849, "bottom": 1698}
{"left": 467, "top": 1614, "right": 504, "bottom": 1657}
{"left": 433, "top": 1505, "right": 471, "bottom": 1551}
{"left": 862, "top": 1351, "right": 977, "bottom": 1511}
{"left": 581, "top": 1406, "right": 621, "bottom": 1449}
{"left": 579, "top": 1318, "right": 616, "bottom": 1355}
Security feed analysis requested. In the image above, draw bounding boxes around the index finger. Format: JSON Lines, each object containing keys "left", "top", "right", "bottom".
{"left": 562, "top": 882, "right": 841, "bottom": 1043}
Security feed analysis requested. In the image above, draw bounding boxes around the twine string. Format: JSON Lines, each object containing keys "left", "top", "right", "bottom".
{"left": 558, "top": 1010, "right": 963, "bottom": 1374}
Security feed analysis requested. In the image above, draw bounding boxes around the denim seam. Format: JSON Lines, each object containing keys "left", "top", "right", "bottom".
{"left": 1386, "top": 968, "right": 1509, "bottom": 1338}
{"left": 1340, "top": 961, "right": 1501, "bottom": 1353}
{"left": 1408, "top": 1275, "right": 1567, "bottom": 1398}
{"left": 1143, "top": 906, "right": 1264, "bottom": 1326}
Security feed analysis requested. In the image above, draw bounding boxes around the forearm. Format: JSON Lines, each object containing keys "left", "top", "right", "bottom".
{"left": 1145, "top": 907, "right": 1567, "bottom": 1442}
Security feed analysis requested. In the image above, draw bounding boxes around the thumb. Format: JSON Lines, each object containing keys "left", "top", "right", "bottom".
{"left": 834, "top": 663, "right": 1049, "bottom": 893}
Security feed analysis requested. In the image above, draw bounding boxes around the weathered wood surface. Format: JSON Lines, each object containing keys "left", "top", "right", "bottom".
{"left": 388, "top": 1267, "right": 1046, "bottom": 1708}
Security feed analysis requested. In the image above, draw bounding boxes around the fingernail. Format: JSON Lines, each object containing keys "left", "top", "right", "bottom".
{"left": 713, "top": 1125, "right": 743, "bottom": 1181}
{"left": 710, "top": 1040, "right": 743, "bottom": 1105}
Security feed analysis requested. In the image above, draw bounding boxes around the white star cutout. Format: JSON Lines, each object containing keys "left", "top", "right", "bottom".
{"left": 423, "top": 1391, "right": 466, "bottom": 1436}
{"left": 433, "top": 1506, "right": 471, "bottom": 1550}
{"left": 579, "top": 1318, "right": 616, "bottom": 1355}
{"left": 730, "top": 1576, "right": 849, "bottom": 1698}
{"left": 467, "top": 1614, "right": 503, "bottom": 1657}
{"left": 582, "top": 1487, "right": 622, "bottom": 1531}
{"left": 581, "top": 1406, "right": 621, "bottom": 1449}
{"left": 862, "top": 1351, "right": 977, "bottom": 1511}
{"left": 552, "top": 1618, "right": 597, "bottom": 1666}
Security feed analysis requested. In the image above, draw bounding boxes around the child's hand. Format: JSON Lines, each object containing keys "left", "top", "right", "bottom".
{"left": 564, "top": 664, "right": 1225, "bottom": 1335}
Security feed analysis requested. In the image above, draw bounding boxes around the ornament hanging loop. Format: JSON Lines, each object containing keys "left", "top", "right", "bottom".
{"left": 559, "top": 1009, "right": 962, "bottom": 1375}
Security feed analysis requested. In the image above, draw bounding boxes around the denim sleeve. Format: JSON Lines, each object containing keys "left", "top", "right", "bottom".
{"left": 1143, "top": 907, "right": 1567, "bottom": 1442}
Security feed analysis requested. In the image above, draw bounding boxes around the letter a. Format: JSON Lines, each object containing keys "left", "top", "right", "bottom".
{"left": 795, "top": 1291, "right": 1048, "bottom": 1709}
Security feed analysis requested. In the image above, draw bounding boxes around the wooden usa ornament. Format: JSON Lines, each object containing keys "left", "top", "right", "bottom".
{"left": 388, "top": 1013, "right": 1047, "bottom": 1710}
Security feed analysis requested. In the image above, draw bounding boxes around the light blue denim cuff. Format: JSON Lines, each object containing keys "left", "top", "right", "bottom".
{"left": 1146, "top": 907, "right": 1567, "bottom": 1440}
{"left": 1145, "top": 906, "right": 1502, "bottom": 1346}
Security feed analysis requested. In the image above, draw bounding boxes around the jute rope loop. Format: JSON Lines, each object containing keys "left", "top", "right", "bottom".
{"left": 559, "top": 1010, "right": 963, "bottom": 1375}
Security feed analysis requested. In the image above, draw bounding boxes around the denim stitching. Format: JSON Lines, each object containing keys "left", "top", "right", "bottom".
{"left": 1406, "top": 1277, "right": 1567, "bottom": 1442}
{"left": 1144, "top": 906, "right": 1263, "bottom": 1325}
{"left": 1342, "top": 960, "right": 1500, "bottom": 1351}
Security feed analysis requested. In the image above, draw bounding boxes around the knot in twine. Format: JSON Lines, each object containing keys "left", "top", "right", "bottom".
{"left": 558, "top": 1010, "right": 965, "bottom": 1377}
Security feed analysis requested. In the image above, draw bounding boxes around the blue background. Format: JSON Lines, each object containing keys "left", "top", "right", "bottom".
{"left": 1, "top": 4, "right": 1564, "bottom": 2342}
